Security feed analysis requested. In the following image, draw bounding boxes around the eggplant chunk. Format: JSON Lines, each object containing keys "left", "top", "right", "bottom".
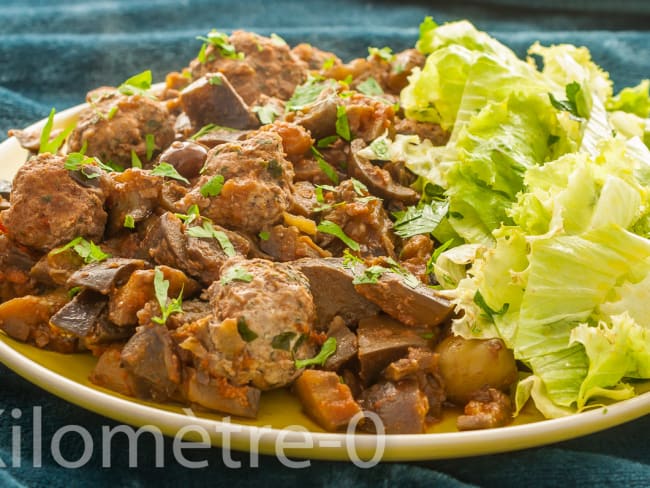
{"left": 120, "top": 324, "right": 182, "bottom": 402}
{"left": 348, "top": 139, "right": 419, "bottom": 205}
{"left": 287, "top": 88, "right": 338, "bottom": 140}
{"left": 67, "top": 258, "right": 149, "bottom": 295}
{"left": 50, "top": 289, "right": 107, "bottom": 337}
{"left": 358, "top": 378, "right": 428, "bottom": 434}
{"left": 0, "top": 179, "right": 10, "bottom": 199}
{"left": 354, "top": 271, "right": 454, "bottom": 328}
{"left": 180, "top": 73, "right": 259, "bottom": 130}
{"left": 356, "top": 315, "right": 429, "bottom": 385}
{"left": 90, "top": 344, "right": 137, "bottom": 397}
{"left": 323, "top": 318, "right": 358, "bottom": 371}
{"left": 292, "top": 257, "right": 380, "bottom": 330}
{"left": 294, "top": 369, "right": 361, "bottom": 431}
{"left": 183, "top": 368, "right": 260, "bottom": 419}
{"left": 0, "top": 291, "right": 77, "bottom": 353}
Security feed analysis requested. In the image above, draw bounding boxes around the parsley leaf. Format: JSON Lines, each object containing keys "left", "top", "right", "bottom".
{"left": 175, "top": 204, "right": 201, "bottom": 225}
{"left": 352, "top": 265, "right": 388, "bottom": 285}
{"left": 310, "top": 146, "right": 339, "bottom": 184}
{"left": 196, "top": 30, "right": 244, "bottom": 61}
{"left": 145, "top": 133, "right": 157, "bottom": 161}
{"left": 350, "top": 178, "right": 368, "bottom": 196}
{"left": 294, "top": 337, "right": 337, "bottom": 369}
{"left": 200, "top": 175, "right": 225, "bottom": 197}
{"left": 131, "top": 150, "right": 143, "bottom": 168}
{"left": 286, "top": 75, "right": 336, "bottom": 111}
{"left": 124, "top": 215, "right": 136, "bottom": 229}
{"left": 151, "top": 267, "right": 184, "bottom": 325}
{"left": 393, "top": 200, "right": 448, "bottom": 239}
{"left": 118, "top": 70, "right": 154, "bottom": 98}
{"left": 317, "top": 220, "right": 360, "bottom": 251}
{"left": 316, "top": 135, "right": 339, "bottom": 148}
{"left": 368, "top": 46, "right": 394, "bottom": 62}
{"left": 548, "top": 81, "right": 588, "bottom": 119}
{"left": 357, "top": 77, "right": 384, "bottom": 96}
{"left": 237, "top": 317, "right": 258, "bottom": 342}
{"left": 252, "top": 104, "right": 279, "bottom": 125}
{"left": 342, "top": 248, "right": 364, "bottom": 268}
{"left": 208, "top": 75, "right": 223, "bottom": 86}
{"left": 258, "top": 230, "right": 270, "bottom": 241}
{"left": 189, "top": 123, "right": 237, "bottom": 140}
{"left": 151, "top": 162, "right": 190, "bottom": 184}
{"left": 335, "top": 105, "right": 351, "bottom": 141}
{"left": 186, "top": 221, "right": 236, "bottom": 257}
{"left": 426, "top": 238, "right": 455, "bottom": 275}
{"left": 52, "top": 237, "right": 110, "bottom": 264}
{"left": 473, "top": 290, "right": 509, "bottom": 322}
{"left": 271, "top": 331, "right": 297, "bottom": 351}
{"left": 39, "top": 108, "right": 76, "bottom": 155}
{"left": 322, "top": 57, "right": 335, "bottom": 70}
{"left": 220, "top": 266, "right": 254, "bottom": 285}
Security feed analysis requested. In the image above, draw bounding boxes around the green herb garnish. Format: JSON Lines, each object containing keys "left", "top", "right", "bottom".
{"left": 130, "top": 150, "right": 143, "bottom": 168}
{"left": 220, "top": 266, "right": 254, "bottom": 285}
{"left": 352, "top": 265, "right": 388, "bottom": 285}
{"left": 186, "top": 221, "right": 236, "bottom": 256}
{"left": 117, "top": 70, "right": 154, "bottom": 98}
{"left": 335, "top": 105, "right": 351, "bottom": 141}
{"left": 151, "top": 267, "right": 184, "bottom": 325}
{"left": 52, "top": 237, "right": 110, "bottom": 264}
{"left": 473, "top": 290, "right": 509, "bottom": 322}
{"left": 310, "top": 146, "right": 339, "bottom": 184}
{"left": 39, "top": 108, "right": 76, "bottom": 154}
{"left": 548, "top": 81, "right": 587, "bottom": 119}
{"left": 200, "top": 175, "right": 225, "bottom": 197}
{"left": 368, "top": 46, "right": 394, "bottom": 62}
{"left": 393, "top": 200, "right": 449, "bottom": 239}
{"left": 196, "top": 30, "right": 244, "bottom": 61}
{"left": 124, "top": 215, "right": 136, "bottom": 229}
{"left": 294, "top": 337, "right": 337, "bottom": 369}
{"left": 357, "top": 77, "right": 384, "bottom": 96}
{"left": 271, "top": 331, "right": 297, "bottom": 351}
{"left": 253, "top": 104, "right": 279, "bottom": 125}
{"left": 259, "top": 230, "right": 270, "bottom": 241}
{"left": 145, "top": 133, "right": 156, "bottom": 161}
{"left": 317, "top": 220, "right": 360, "bottom": 251}
{"left": 151, "top": 162, "right": 190, "bottom": 184}
{"left": 286, "top": 75, "right": 335, "bottom": 112}
{"left": 175, "top": 204, "right": 201, "bottom": 225}
{"left": 237, "top": 317, "right": 258, "bottom": 342}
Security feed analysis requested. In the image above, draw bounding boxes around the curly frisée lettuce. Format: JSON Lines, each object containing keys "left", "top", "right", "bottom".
{"left": 395, "top": 18, "right": 650, "bottom": 418}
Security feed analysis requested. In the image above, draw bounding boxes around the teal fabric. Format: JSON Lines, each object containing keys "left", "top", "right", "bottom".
{"left": 1, "top": 1, "right": 649, "bottom": 486}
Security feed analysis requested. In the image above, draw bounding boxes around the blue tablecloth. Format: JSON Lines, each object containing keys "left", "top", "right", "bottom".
{"left": 1, "top": 1, "right": 649, "bottom": 486}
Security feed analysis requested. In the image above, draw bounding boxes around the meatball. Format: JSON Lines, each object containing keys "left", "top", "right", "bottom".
{"left": 68, "top": 90, "right": 175, "bottom": 168}
{"left": 188, "top": 30, "right": 308, "bottom": 105}
{"left": 206, "top": 257, "right": 316, "bottom": 390}
{"left": 182, "top": 131, "right": 294, "bottom": 233}
{"left": 2, "top": 153, "right": 107, "bottom": 251}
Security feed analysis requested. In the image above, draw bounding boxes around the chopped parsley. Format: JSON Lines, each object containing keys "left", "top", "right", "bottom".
{"left": 196, "top": 30, "right": 244, "bottom": 61}
{"left": 64, "top": 152, "right": 114, "bottom": 179}
{"left": 322, "top": 57, "right": 335, "bottom": 70}
{"left": 352, "top": 265, "right": 388, "bottom": 285}
{"left": 368, "top": 46, "right": 394, "bottom": 62}
{"left": 426, "top": 238, "right": 455, "bottom": 275}
{"left": 52, "top": 237, "right": 110, "bottom": 264}
{"left": 237, "top": 317, "right": 258, "bottom": 342}
{"left": 145, "top": 133, "right": 156, "bottom": 161}
{"left": 317, "top": 220, "right": 360, "bottom": 251}
{"left": 190, "top": 123, "right": 237, "bottom": 140}
{"left": 252, "top": 104, "right": 279, "bottom": 125}
{"left": 270, "top": 33, "right": 287, "bottom": 45}
{"left": 473, "top": 290, "right": 509, "bottom": 322}
{"left": 39, "top": 108, "right": 76, "bottom": 155}
{"left": 220, "top": 266, "right": 254, "bottom": 285}
{"left": 335, "top": 105, "right": 351, "bottom": 141}
{"left": 208, "top": 75, "right": 223, "bottom": 85}
{"left": 175, "top": 204, "right": 201, "bottom": 225}
{"left": 350, "top": 178, "right": 369, "bottom": 196}
{"left": 151, "top": 267, "right": 184, "bottom": 325}
{"left": 124, "top": 215, "right": 136, "bottom": 229}
{"left": 286, "top": 75, "right": 336, "bottom": 111}
{"left": 393, "top": 200, "right": 449, "bottom": 239}
{"left": 267, "top": 159, "right": 283, "bottom": 178}
{"left": 107, "top": 106, "right": 119, "bottom": 120}
{"left": 310, "top": 146, "right": 339, "bottom": 184}
{"left": 342, "top": 248, "right": 364, "bottom": 268}
{"left": 200, "top": 174, "right": 225, "bottom": 197}
{"left": 294, "top": 337, "right": 337, "bottom": 369}
{"left": 357, "top": 77, "right": 384, "bottom": 96}
{"left": 130, "top": 150, "right": 143, "bottom": 168}
{"left": 271, "top": 331, "right": 297, "bottom": 351}
{"left": 258, "top": 230, "right": 270, "bottom": 241}
{"left": 151, "top": 162, "right": 190, "bottom": 184}
{"left": 117, "top": 70, "right": 154, "bottom": 98}
{"left": 548, "top": 81, "right": 587, "bottom": 119}
{"left": 186, "top": 221, "right": 236, "bottom": 257}
{"left": 316, "top": 135, "right": 339, "bottom": 148}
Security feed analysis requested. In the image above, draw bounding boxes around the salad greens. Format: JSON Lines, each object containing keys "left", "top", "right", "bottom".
{"left": 379, "top": 18, "right": 650, "bottom": 417}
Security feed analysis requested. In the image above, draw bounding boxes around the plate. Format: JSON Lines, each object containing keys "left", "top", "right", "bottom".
{"left": 1, "top": 106, "right": 649, "bottom": 462}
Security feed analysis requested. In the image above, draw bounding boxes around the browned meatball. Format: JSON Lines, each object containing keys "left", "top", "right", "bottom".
{"left": 205, "top": 257, "right": 316, "bottom": 390}
{"left": 189, "top": 30, "right": 308, "bottom": 105}
{"left": 68, "top": 90, "right": 175, "bottom": 168}
{"left": 2, "top": 153, "right": 107, "bottom": 251}
{"left": 182, "top": 131, "right": 294, "bottom": 233}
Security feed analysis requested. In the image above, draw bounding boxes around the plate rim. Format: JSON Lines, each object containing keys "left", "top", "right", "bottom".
{"left": 1, "top": 105, "right": 649, "bottom": 462}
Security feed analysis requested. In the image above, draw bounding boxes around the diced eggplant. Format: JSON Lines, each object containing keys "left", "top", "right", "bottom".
{"left": 354, "top": 271, "right": 454, "bottom": 328}
{"left": 67, "top": 258, "right": 149, "bottom": 295}
{"left": 90, "top": 344, "right": 137, "bottom": 397}
{"left": 323, "top": 318, "right": 358, "bottom": 371}
{"left": 120, "top": 324, "right": 182, "bottom": 402}
{"left": 180, "top": 73, "right": 259, "bottom": 130}
{"left": 293, "top": 369, "right": 361, "bottom": 431}
{"left": 292, "top": 257, "right": 380, "bottom": 330}
{"left": 192, "top": 127, "right": 251, "bottom": 149}
{"left": 358, "top": 378, "right": 428, "bottom": 434}
{"left": 0, "top": 291, "right": 77, "bottom": 353}
{"left": 158, "top": 140, "right": 208, "bottom": 180}
{"left": 288, "top": 88, "right": 338, "bottom": 140}
{"left": 356, "top": 315, "right": 429, "bottom": 385}
{"left": 183, "top": 367, "right": 260, "bottom": 419}
{"left": 348, "top": 139, "right": 419, "bottom": 204}
{"left": 30, "top": 248, "right": 84, "bottom": 287}
{"left": 50, "top": 289, "right": 107, "bottom": 337}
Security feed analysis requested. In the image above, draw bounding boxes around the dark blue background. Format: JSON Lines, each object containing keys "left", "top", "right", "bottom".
{"left": 0, "top": 1, "right": 649, "bottom": 486}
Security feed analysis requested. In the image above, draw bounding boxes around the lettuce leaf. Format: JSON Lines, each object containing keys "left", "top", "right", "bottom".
{"left": 606, "top": 79, "right": 650, "bottom": 118}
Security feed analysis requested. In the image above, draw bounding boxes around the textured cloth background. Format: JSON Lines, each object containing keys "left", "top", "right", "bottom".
{"left": 0, "top": 1, "right": 649, "bottom": 486}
